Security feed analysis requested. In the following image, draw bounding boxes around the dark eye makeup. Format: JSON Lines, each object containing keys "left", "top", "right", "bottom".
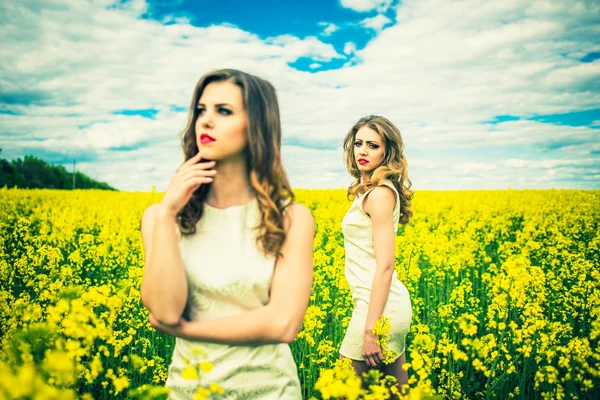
{"left": 354, "top": 140, "right": 379, "bottom": 149}
{"left": 195, "top": 106, "right": 232, "bottom": 116}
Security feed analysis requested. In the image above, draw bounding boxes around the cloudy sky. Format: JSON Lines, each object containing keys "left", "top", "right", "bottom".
{"left": 1, "top": 0, "right": 599, "bottom": 191}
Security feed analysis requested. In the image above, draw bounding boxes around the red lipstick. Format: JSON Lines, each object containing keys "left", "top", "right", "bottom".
{"left": 358, "top": 159, "right": 368, "bottom": 165}
{"left": 200, "top": 133, "right": 216, "bottom": 144}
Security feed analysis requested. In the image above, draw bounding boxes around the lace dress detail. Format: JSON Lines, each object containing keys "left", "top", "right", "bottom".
{"left": 339, "top": 181, "right": 412, "bottom": 361}
{"left": 165, "top": 199, "right": 301, "bottom": 399}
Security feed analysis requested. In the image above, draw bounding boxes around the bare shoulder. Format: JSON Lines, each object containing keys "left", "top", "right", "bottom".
{"left": 279, "top": 203, "right": 315, "bottom": 269}
{"left": 283, "top": 202, "right": 315, "bottom": 233}
{"left": 143, "top": 203, "right": 160, "bottom": 219}
{"left": 141, "top": 204, "right": 161, "bottom": 233}
{"left": 369, "top": 186, "right": 396, "bottom": 203}
{"left": 364, "top": 186, "right": 395, "bottom": 216}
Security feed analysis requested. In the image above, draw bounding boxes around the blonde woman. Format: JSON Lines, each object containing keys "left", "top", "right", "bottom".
{"left": 339, "top": 115, "right": 414, "bottom": 393}
{"left": 140, "top": 69, "right": 314, "bottom": 399}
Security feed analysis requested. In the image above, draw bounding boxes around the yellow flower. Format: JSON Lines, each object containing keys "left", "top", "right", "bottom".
{"left": 372, "top": 315, "right": 399, "bottom": 364}
{"left": 209, "top": 382, "right": 225, "bottom": 394}
{"left": 193, "top": 387, "right": 211, "bottom": 400}
{"left": 112, "top": 376, "right": 129, "bottom": 394}
{"left": 181, "top": 365, "right": 200, "bottom": 380}
{"left": 43, "top": 350, "right": 75, "bottom": 385}
{"left": 199, "top": 361, "right": 213, "bottom": 373}
{"left": 2, "top": 187, "right": 598, "bottom": 399}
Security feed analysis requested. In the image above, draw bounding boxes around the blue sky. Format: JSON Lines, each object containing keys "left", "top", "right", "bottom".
{"left": 1, "top": 0, "right": 599, "bottom": 190}
{"left": 142, "top": 0, "right": 391, "bottom": 71}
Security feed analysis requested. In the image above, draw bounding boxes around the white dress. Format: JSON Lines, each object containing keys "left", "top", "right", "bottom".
{"left": 339, "top": 180, "right": 412, "bottom": 361}
{"left": 165, "top": 199, "right": 302, "bottom": 399}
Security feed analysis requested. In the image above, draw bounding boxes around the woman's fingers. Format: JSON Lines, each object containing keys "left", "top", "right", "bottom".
{"left": 177, "top": 154, "right": 217, "bottom": 174}
{"left": 189, "top": 176, "right": 214, "bottom": 186}
{"left": 161, "top": 156, "right": 217, "bottom": 215}
{"left": 370, "top": 355, "right": 379, "bottom": 367}
{"left": 179, "top": 160, "right": 216, "bottom": 176}
{"left": 185, "top": 177, "right": 214, "bottom": 193}
{"left": 370, "top": 355, "right": 378, "bottom": 367}
{"left": 363, "top": 352, "right": 384, "bottom": 367}
{"left": 190, "top": 160, "right": 217, "bottom": 170}
{"left": 181, "top": 168, "right": 217, "bottom": 183}
{"left": 179, "top": 152, "right": 203, "bottom": 170}
{"left": 178, "top": 164, "right": 216, "bottom": 182}
{"left": 186, "top": 165, "right": 217, "bottom": 176}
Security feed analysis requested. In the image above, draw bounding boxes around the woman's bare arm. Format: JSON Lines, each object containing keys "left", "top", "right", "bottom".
{"left": 362, "top": 186, "right": 397, "bottom": 366}
{"left": 140, "top": 153, "right": 216, "bottom": 326}
{"left": 140, "top": 204, "right": 188, "bottom": 326}
{"left": 149, "top": 203, "right": 315, "bottom": 344}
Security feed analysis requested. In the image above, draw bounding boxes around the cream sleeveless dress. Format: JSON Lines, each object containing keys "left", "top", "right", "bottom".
{"left": 339, "top": 181, "right": 412, "bottom": 361}
{"left": 165, "top": 199, "right": 301, "bottom": 399}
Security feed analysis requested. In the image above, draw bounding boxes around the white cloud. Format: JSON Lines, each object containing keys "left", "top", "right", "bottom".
{"left": 267, "top": 35, "right": 343, "bottom": 62}
{"left": 319, "top": 22, "right": 340, "bottom": 36}
{"left": 340, "top": 0, "right": 393, "bottom": 13}
{"left": 282, "top": 145, "right": 347, "bottom": 189}
{"left": 455, "top": 163, "right": 496, "bottom": 173}
{"left": 77, "top": 144, "right": 183, "bottom": 192}
{"left": 409, "top": 159, "right": 439, "bottom": 170}
{"left": 359, "top": 14, "right": 392, "bottom": 32}
{"left": 343, "top": 42, "right": 357, "bottom": 55}
{"left": 504, "top": 159, "right": 530, "bottom": 169}
{"left": 1, "top": 0, "right": 599, "bottom": 191}
{"left": 504, "top": 158, "right": 598, "bottom": 169}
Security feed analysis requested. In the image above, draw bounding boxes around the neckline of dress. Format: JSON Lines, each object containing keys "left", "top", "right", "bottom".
{"left": 204, "top": 197, "right": 257, "bottom": 211}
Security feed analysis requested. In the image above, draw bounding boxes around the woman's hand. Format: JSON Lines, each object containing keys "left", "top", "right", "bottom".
{"left": 363, "top": 331, "right": 384, "bottom": 367}
{"left": 160, "top": 152, "right": 217, "bottom": 216}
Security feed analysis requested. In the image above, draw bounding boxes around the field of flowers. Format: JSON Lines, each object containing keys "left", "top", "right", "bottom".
{"left": 0, "top": 187, "right": 598, "bottom": 399}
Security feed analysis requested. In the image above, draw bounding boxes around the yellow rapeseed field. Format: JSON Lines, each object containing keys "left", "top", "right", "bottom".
{"left": 0, "top": 187, "right": 598, "bottom": 399}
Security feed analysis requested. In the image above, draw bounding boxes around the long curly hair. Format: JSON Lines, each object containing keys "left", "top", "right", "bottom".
{"left": 343, "top": 115, "right": 413, "bottom": 225}
{"left": 178, "top": 69, "right": 294, "bottom": 258}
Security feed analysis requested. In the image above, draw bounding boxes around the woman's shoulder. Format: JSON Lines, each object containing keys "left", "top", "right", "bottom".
{"left": 366, "top": 184, "right": 396, "bottom": 205}
{"left": 143, "top": 203, "right": 161, "bottom": 215}
{"left": 282, "top": 202, "right": 314, "bottom": 231}
{"left": 141, "top": 203, "right": 160, "bottom": 231}
{"left": 379, "top": 179, "right": 399, "bottom": 192}
{"left": 283, "top": 202, "right": 313, "bottom": 220}
{"left": 363, "top": 180, "right": 397, "bottom": 198}
{"left": 377, "top": 180, "right": 400, "bottom": 202}
{"left": 362, "top": 181, "right": 398, "bottom": 216}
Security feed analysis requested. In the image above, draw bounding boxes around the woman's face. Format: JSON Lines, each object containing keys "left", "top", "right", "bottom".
{"left": 353, "top": 126, "right": 385, "bottom": 175}
{"left": 195, "top": 81, "right": 248, "bottom": 161}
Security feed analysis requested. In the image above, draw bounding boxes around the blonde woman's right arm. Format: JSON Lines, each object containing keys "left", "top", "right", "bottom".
{"left": 140, "top": 153, "right": 216, "bottom": 326}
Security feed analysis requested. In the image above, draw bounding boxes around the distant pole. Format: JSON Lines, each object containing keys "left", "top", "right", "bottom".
{"left": 72, "top": 159, "right": 76, "bottom": 189}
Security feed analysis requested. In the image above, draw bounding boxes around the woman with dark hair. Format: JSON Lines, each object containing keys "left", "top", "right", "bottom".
{"left": 140, "top": 69, "right": 314, "bottom": 399}
{"left": 339, "top": 115, "right": 414, "bottom": 394}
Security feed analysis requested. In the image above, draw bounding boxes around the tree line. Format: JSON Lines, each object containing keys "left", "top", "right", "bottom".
{"left": 0, "top": 149, "right": 116, "bottom": 190}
